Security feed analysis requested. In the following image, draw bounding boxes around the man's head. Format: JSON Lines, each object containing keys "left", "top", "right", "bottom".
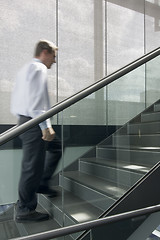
{"left": 34, "top": 40, "right": 58, "bottom": 69}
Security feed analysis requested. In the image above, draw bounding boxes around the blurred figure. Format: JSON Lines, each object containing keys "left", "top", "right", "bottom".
{"left": 11, "top": 40, "right": 61, "bottom": 222}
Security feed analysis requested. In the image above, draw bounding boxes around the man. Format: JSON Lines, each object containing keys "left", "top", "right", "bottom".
{"left": 11, "top": 40, "right": 62, "bottom": 222}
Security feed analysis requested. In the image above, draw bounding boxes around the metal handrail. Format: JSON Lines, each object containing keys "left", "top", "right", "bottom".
{"left": 1, "top": 46, "right": 160, "bottom": 146}
{"left": 0, "top": 125, "right": 17, "bottom": 137}
{"left": 11, "top": 204, "right": 160, "bottom": 240}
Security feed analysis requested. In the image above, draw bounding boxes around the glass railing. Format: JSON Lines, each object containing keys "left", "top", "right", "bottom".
{"left": 59, "top": 55, "right": 160, "bottom": 238}
{"left": 53, "top": 206, "right": 160, "bottom": 240}
{"left": 1, "top": 52, "right": 160, "bottom": 239}
{"left": 90, "top": 208, "right": 160, "bottom": 240}
{"left": 4, "top": 205, "right": 160, "bottom": 240}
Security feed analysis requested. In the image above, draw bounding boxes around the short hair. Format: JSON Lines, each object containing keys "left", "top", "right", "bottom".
{"left": 34, "top": 40, "right": 58, "bottom": 57}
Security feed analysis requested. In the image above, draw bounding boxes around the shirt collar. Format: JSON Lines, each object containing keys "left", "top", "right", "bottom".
{"left": 33, "top": 58, "right": 42, "bottom": 63}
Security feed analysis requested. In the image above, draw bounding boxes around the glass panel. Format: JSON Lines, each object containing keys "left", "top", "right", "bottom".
{"left": 90, "top": 210, "right": 160, "bottom": 240}
{"left": 146, "top": 56, "right": 160, "bottom": 106}
{"left": 106, "top": 0, "right": 144, "bottom": 75}
{"left": 0, "top": 138, "right": 22, "bottom": 205}
{"left": 47, "top": 210, "right": 160, "bottom": 240}
{"left": 107, "top": 65, "right": 145, "bottom": 126}
{"left": 145, "top": 0, "right": 160, "bottom": 52}
{"left": 60, "top": 56, "right": 160, "bottom": 234}
{"left": 58, "top": 0, "right": 98, "bottom": 103}
{"left": 1, "top": 55, "right": 160, "bottom": 239}
{"left": 1, "top": 0, "right": 160, "bottom": 239}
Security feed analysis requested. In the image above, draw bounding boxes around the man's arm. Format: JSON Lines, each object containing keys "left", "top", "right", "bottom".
{"left": 28, "top": 63, "right": 53, "bottom": 133}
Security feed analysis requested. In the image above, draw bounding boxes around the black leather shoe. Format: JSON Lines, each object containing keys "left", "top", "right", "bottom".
{"left": 37, "top": 186, "right": 58, "bottom": 198}
{"left": 16, "top": 210, "right": 49, "bottom": 223}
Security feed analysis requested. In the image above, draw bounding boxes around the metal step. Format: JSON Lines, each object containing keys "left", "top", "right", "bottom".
{"left": 113, "top": 134, "right": 160, "bottom": 147}
{"left": 39, "top": 186, "right": 102, "bottom": 239}
{"left": 79, "top": 157, "right": 146, "bottom": 187}
{"left": 96, "top": 146, "right": 160, "bottom": 167}
{"left": 127, "top": 121, "right": 160, "bottom": 135}
{"left": 0, "top": 203, "right": 67, "bottom": 239}
{"left": 80, "top": 157, "right": 150, "bottom": 174}
{"left": 154, "top": 103, "right": 160, "bottom": 112}
{"left": 39, "top": 186, "right": 102, "bottom": 224}
{"left": 0, "top": 220, "right": 20, "bottom": 240}
{"left": 0, "top": 205, "right": 20, "bottom": 240}
{"left": 141, "top": 111, "right": 160, "bottom": 123}
{"left": 60, "top": 171, "right": 128, "bottom": 211}
{"left": 14, "top": 204, "right": 63, "bottom": 238}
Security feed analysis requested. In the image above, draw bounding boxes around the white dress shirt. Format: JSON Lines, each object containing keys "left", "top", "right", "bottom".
{"left": 11, "top": 59, "right": 51, "bottom": 130}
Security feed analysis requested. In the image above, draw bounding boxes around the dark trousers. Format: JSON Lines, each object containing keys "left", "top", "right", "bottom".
{"left": 17, "top": 116, "right": 62, "bottom": 212}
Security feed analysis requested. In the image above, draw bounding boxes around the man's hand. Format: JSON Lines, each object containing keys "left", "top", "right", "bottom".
{"left": 42, "top": 127, "right": 56, "bottom": 141}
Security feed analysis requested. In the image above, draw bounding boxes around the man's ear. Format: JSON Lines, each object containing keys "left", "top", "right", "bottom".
{"left": 43, "top": 49, "right": 49, "bottom": 55}
{"left": 38, "top": 49, "right": 48, "bottom": 63}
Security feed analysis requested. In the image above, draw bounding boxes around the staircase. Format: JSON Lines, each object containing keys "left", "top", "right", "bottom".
{"left": 1, "top": 99, "right": 160, "bottom": 240}
{"left": 39, "top": 99, "right": 160, "bottom": 239}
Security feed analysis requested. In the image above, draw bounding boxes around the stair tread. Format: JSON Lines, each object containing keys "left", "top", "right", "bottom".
{"left": 112, "top": 134, "right": 160, "bottom": 148}
{"left": 63, "top": 171, "right": 128, "bottom": 199}
{"left": 114, "top": 133, "right": 160, "bottom": 137}
{"left": 98, "top": 144, "right": 160, "bottom": 152}
{"left": 142, "top": 111, "right": 160, "bottom": 115}
{"left": 80, "top": 157, "right": 150, "bottom": 174}
{"left": 141, "top": 111, "right": 160, "bottom": 123}
{"left": 0, "top": 204, "right": 63, "bottom": 238}
{"left": 49, "top": 186, "right": 103, "bottom": 223}
{"left": 17, "top": 204, "right": 62, "bottom": 236}
{"left": 127, "top": 122, "right": 160, "bottom": 135}
{"left": 129, "top": 121, "right": 160, "bottom": 126}
{"left": 0, "top": 220, "right": 20, "bottom": 239}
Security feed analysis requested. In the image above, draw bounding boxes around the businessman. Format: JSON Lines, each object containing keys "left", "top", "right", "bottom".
{"left": 11, "top": 40, "right": 61, "bottom": 222}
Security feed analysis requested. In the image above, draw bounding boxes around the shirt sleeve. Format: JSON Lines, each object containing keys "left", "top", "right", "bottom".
{"left": 27, "top": 65, "right": 51, "bottom": 130}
